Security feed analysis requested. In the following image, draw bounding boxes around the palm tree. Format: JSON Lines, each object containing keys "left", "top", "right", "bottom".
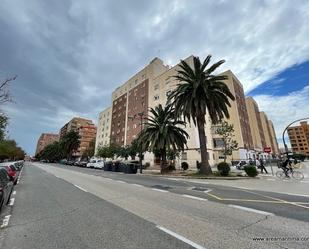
{"left": 168, "top": 55, "right": 235, "bottom": 175}
{"left": 137, "top": 104, "right": 189, "bottom": 173}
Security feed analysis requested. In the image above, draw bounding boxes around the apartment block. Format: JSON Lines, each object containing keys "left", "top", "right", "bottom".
{"left": 97, "top": 56, "right": 279, "bottom": 167}
{"left": 260, "top": 112, "right": 272, "bottom": 150}
{"left": 268, "top": 120, "right": 280, "bottom": 154}
{"left": 35, "top": 133, "right": 59, "bottom": 156}
{"left": 287, "top": 121, "right": 309, "bottom": 156}
{"left": 95, "top": 107, "right": 112, "bottom": 151}
{"left": 245, "top": 97, "right": 266, "bottom": 151}
{"left": 110, "top": 57, "right": 169, "bottom": 146}
{"left": 59, "top": 117, "right": 97, "bottom": 157}
{"left": 211, "top": 70, "right": 254, "bottom": 162}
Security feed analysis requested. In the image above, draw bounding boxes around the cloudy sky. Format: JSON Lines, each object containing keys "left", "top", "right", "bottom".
{"left": 0, "top": 0, "right": 309, "bottom": 155}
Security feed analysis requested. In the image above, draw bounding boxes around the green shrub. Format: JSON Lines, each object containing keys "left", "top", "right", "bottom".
{"left": 217, "top": 162, "right": 230, "bottom": 176}
{"left": 244, "top": 165, "right": 258, "bottom": 177}
{"left": 181, "top": 162, "right": 189, "bottom": 171}
{"left": 167, "top": 164, "right": 176, "bottom": 171}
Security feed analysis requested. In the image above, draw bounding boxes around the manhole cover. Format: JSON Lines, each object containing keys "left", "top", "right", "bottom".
{"left": 151, "top": 185, "right": 171, "bottom": 190}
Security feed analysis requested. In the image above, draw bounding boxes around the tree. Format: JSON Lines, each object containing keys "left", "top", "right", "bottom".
{"left": 39, "top": 141, "right": 64, "bottom": 162}
{"left": 96, "top": 144, "right": 116, "bottom": 159}
{"left": 215, "top": 121, "right": 238, "bottom": 162}
{"left": 82, "top": 138, "right": 95, "bottom": 159}
{"left": 0, "top": 139, "right": 25, "bottom": 161}
{"left": 137, "top": 104, "right": 189, "bottom": 173}
{"left": 61, "top": 130, "right": 81, "bottom": 160}
{"left": 0, "top": 76, "right": 17, "bottom": 104}
{"left": 128, "top": 138, "right": 139, "bottom": 160}
{"left": 168, "top": 55, "right": 235, "bottom": 175}
{"left": 0, "top": 114, "right": 8, "bottom": 141}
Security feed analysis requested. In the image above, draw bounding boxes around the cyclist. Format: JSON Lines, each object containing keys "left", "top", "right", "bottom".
{"left": 281, "top": 157, "right": 292, "bottom": 177}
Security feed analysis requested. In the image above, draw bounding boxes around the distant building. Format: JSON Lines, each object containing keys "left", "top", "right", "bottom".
{"left": 35, "top": 133, "right": 59, "bottom": 156}
{"left": 95, "top": 107, "right": 112, "bottom": 152}
{"left": 287, "top": 121, "right": 309, "bottom": 156}
{"left": 59, "top": 117, "right": 97, "bottom": 158}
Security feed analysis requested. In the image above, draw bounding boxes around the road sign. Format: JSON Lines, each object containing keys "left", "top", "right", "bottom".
{"left": 264, "top": 147, "right": 271, "bottom": 153}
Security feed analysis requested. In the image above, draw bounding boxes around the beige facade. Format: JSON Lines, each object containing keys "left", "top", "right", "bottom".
{"left": 211, "top": 70, "right": 254, "bottom": 162}
{"left": 287, "top": 121, "right": 309, "bottom": 156}
{"left": 95, "top": 107, "right": 112, "bottom": 152}
{"left": 268, "top": 120, "right": 280, "bottom": 155}
{"left": 260, "top": 112, "right": 272, "bottom": 150}
{"left": 246, "top": 97, "right": 266, "bottom": 151}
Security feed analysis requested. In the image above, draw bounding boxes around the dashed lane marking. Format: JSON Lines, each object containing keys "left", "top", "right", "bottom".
{"left": 115, "top": 180, "right": 126, "bottom": 184}
{"left": 74, "top": 184, "right": 88, "bottom": 192}
{"left": 8, "top": 198, "right": 15, "bottom": 206}
{"left": 12, "top": 191, "right": 16, "bottom": 195}
{"left": 156, "top": 226, "right": 205, "bottom": 249}
{"left": 1, "top": 215, "right": 11, "bottom": 228}
{"left": 152, "top": 188, "right": 168, "bottom": 193}
{"left": 228, "top": 205, "right": 274, "bottom": 216}
{"left": 182, "top": 195, "right": 207, "bottom": 201}
{"left": 132, "top": 184, "right": 143, "bottom": 187}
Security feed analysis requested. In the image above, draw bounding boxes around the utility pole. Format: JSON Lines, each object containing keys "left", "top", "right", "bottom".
{"left": 128, "top": 112, "right": 144, "bottom": 173}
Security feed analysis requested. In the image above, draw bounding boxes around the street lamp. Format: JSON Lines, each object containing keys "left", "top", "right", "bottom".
{"left": 282, "top": 117, "right": 309, "bottom": 154}
{"left": 128, "top": 112, "right": 144, "bottom": 173}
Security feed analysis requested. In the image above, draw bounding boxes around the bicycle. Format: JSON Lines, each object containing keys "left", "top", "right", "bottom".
{"left": 276, "top": 167, "right": 304, "bottom": 180}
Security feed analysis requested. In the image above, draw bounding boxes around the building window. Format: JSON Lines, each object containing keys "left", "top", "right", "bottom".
{"left": 166, "top": 90, "right": 172, "bottom": 97}
{"left": 154, "top": 95, "right": 159, "bottom": 101}
{"left": 154, "top": 84, "right": 159, "bottom": 90}
{"left": 135, "top": 79, "right": 138, "bottom": 84}
{"left": 182, "top": 152, "right": 187, "bottom": 160}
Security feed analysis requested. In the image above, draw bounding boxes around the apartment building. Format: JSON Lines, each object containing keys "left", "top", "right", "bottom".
{"left": 268, "top": 120, "right": 280, "bottom": 155}
{"left": 260, "top": 112, "right": 273, "bottom": 150}
{"left": 287, "top": 121, "right": 309, "bottom": 156}
{"left": 35, "top": 133, "right": 59, "bottom": 156}
{"left": 211, "top": 70, "right": 254, "bottom": 162}
{"left": 246, "top": 97, "right": 266, "bottom": 152}
{"left": 110, "top": 57, "right": 169, "bottom": 146}
{"left": 59, "top": 117, "right": 97, "bottom": 157}
{"left": 97, "top": 56, "right": 279, "bottom": 167}
{"left": 95, "top": 107, "right": 112, "bottom": 151}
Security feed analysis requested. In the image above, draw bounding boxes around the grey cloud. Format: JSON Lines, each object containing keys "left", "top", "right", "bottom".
{"left": 0, "top": 0, "right": 308, "bottom": 154}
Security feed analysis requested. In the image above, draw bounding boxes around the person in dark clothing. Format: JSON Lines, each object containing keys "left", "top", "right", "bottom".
{"left": 259, "top": 157, "right": 268, "bottom": 174}
{"left": 281, "top": 157, "right": 292, "bottom": 177}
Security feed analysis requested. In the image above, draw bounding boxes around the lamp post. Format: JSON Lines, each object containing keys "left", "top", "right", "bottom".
{"left": 128, "top": 112, "right": 144, "bottom": 173}
{"left": 282, "top": 117, "right": 309, "bottom": 154}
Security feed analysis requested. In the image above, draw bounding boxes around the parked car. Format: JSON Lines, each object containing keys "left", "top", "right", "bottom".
{"left": 236, "top": 161, "right": 248, "bottom": 170}
{"left": 65, "top": 160, "right": 75, "bottom": 166}
{"left": 87, "top": 159, "right": 104, "bottom": 169}
{"left": 76, "top": 161, "right": 88, "bottom": 167}
{"left": 0, "top": 165, "right": 19, "bottom": 185}
{"left": 0, "top": 168, "right": 14, "bottom": 212}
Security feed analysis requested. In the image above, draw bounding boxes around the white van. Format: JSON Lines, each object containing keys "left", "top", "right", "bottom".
{"left": 86, "top": 159, "right": 104, "bottom": 169}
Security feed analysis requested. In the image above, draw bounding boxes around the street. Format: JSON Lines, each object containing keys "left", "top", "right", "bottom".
{"left": 0, "top": 162, "right": 308, "bottom": 249}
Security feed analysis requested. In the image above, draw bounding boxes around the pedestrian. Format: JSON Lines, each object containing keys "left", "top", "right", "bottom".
{"left": 255, "top": 157, "right": 260, "bottom": 169}
{"left": 259, "top": 157, "right": 268, "bottom": 174}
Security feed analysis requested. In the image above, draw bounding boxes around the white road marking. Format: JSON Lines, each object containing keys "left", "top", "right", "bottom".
{"left": 152, "top": 188, "right": 168, "bottom": 193}
{"left": 204, "top": 189, "right": 212, "bottom": 193}
{"left": 267, "top": 179, "right": 276, "bottom": 181}
{"left": 12, "top": 191, "right": 16, "bottom": 195}
{"left": 17, "top": 180, "right": 20, "bottom": 185}
{"left": 182, "top": 195, "right": 207, "bottom": 201}
{"left": 300, "top": 181, "right": 309, "bottom": 183}
{"left": 1, "top": 215, "right": 11, "bottom": 228}
{"left": 132, "top": 184, "right": 143, "bottom": 187}
{"left": 8, "top": 198, "right": 15, "bottom": 206}
{"left": 156, "top": 226, "right": 205, "bottom": 249}
{"left": 74, "top": 184, "right": 88, "bottom": 192}
{"left": 104, "top": 178, "right": 112, "bottom": 180}
{"left": 116, "top": 180, "right": 126, "bottom": 184}
{"left": 228, "top": 205, "right": 274, "bottom": 216}
{"left": 283, "top": 180, "right": 290, "bottom": 182}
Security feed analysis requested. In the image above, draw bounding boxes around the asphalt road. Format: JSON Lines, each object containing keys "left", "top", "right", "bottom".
{"left": 1, "top": 162, "right": 309, "bottom": 249}
{"left": 0, "top": 164, "right": 192, "bottom": 249}
{"left": 48, "top": 162, "right": 309, "bottom": 222}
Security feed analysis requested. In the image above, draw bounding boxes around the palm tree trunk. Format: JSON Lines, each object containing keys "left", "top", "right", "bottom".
{"left": 197, "top": 116, "right": 212, "bottom": 175}
{"left": 160, "top": 149, "right": 167, "bottom": 174}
